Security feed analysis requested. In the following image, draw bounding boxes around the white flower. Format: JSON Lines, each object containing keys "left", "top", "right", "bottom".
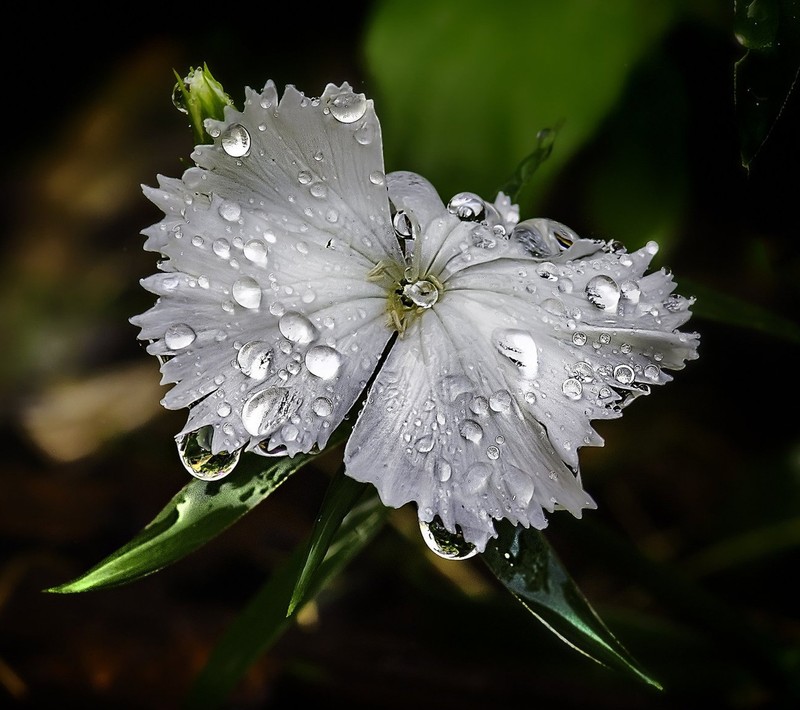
{"left": 132, "top": 80, "right": 699, "bottom": 555}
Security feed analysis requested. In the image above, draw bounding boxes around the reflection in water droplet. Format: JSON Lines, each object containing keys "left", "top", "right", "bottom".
{"left": 644, "top": 364, "right": 660, "bottom": 380}
{"left": 614, "top": 364, "right": 635, "bottom": 384}
{"left": 562, "top": 378, "right": 583, "bottom": 400}
{"left": 329, "top": 89, "right": 368, "bottom": 123}
{"left": 402, "top": 280, "right": 439, "bottom": 309}
{"left": 305, "top": 345, "right": 342, "bottom": 379}
{"left": 177, "top": 426, "right": 240, "bottom": 481}
{"left": 586, "top": 275, "right": 620, "bottom": 311}
{"left": 232, "top": 276, "right": 262, "bottom": 309}
{"left": 494, "top": 329, "right": 538, "bottom": 377}
{"left": 279, "top": 312, "right": 317, "bottom": 344}
{"left": 237, "top": 341, "right": 273, "bottom": 380}
{"left": 221, "top": 124, "right": 251, "bottom": 157}
{"left": 486, "top": 445, "right": 500, "bottom": 460}
{"left": 241, "top": 387, "right": 297, "bottom": 436}
{"left": 447, "top": 192, "right": 486, "bottom": 221}
{"left": 393, "top": 210, "right": 414, "bottom": 238}
{"left": 165, "top": 323, "right": 196, "bottom": 350}
{"left": 572, "top": 331, "right": 587, "bottom": 346}
{"left": 218, "top": 201, "right": 242, "bottom": 222}
{"left": 419, "top": 518, "right": 478, "bottom": 560}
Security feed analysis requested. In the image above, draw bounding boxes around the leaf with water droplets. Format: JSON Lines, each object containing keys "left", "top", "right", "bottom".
{"left": 185, "top": 490, "right": 388, "bottom": 709}
{"left": 483, "top": 520, "right": 662, "bottom": 690}
{"left": 45, "top": 428, "right": 349, "bottom": 593}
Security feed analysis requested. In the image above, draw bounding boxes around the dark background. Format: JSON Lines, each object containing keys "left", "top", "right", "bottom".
{"left": 2, "top": 2, "right": 799, "bottom": 708}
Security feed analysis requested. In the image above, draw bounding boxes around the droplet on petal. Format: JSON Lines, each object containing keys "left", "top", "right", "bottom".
{"left": 494, "top": 329, "right": 538, "bottom": 377}
{"left": 165, "top": 323, "right": 196, "bottom": 350}
{"left": 232, "top": 276, "right": 262, "bottom": 309}
{"left": 585, "top": 275, "right": 621, "bottom": 311}
{"left": 241, "top": 387, "right": 298, "bottom": 437}
{"left": 329, "top": 89, "right": 368, "bottom": 123}
{"left": 279, "top": 312, "right": 317, "bottom": 344}
{"left": 221, "top": 124, "right": 251, "bottom": 157}
{"left": 305, "top": 345, "right": 342, "bottom": 379}
{"left": 419, "top": 518, "right": 478, "bottom": 560}
{"left": 237, "top": 341, "right": 273, "bottom": 380}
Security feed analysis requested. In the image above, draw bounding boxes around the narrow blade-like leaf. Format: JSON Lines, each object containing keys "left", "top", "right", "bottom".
{"left": 46, "top": 429, "right": 348, "bottom": 593}
{"left": 483, "top": 520, "right": 662, "bottom": 690}
{"left": 286, "top": 467, "right": 368, "bottom": 616}
{"left": 185, "top": 491, "right": 389, "bottom": 709}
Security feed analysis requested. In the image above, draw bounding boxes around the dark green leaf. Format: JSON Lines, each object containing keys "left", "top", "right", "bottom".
{"left": 366, "top": 0, "right": 678, "bottom": 210}
{"left": 681, "top": 277, "right": 800, "bottom": 343}
{"left": 46, "top": 429, "right": 348, "bottom": 593}
{"left": 286, "top": 467, "right": 368, "bottom": 616}
{"left": 734, "top": 0, "right": 800, "bottom": 168}
{"left": 185, "top": 491, "right": 389, "bottom": 709}
{"left": 482, "top": 520, "right": 662, "bottom": 690}
{"left": 497, "top": 122, "right": 563, "bottom": 205}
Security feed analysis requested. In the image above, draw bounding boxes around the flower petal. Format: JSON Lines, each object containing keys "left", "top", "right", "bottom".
{"left": 132, "top": 81, "right": 399, "bottom": 456}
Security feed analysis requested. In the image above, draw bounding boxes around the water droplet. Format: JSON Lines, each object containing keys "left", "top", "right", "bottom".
{"left": 469, "top": 396, "right": 489, "bottom": 416}
{"left": 313, "top": 150, "right": 324, "bottom": 161}
{"left": 620, "top": 280, "right": 641, "bottom": 306}
{"left": 489, "top": 390, "right": 512, "bottom": 412}
{"left": 572, "top": 332, "right": 587, "bottom": 346}
{"left": 613, "top": 364, "right": 635, "bottom": 384}
{"left": 165, "top": 323, "right": 196, "bottom": 350}
{"left": 232, "top": 276, "right": 262, "bottom": 309}
{"left": 177, "top": 427, "right": 240, "bottom": 481}
{"left": 486, "top": 445, "right": 501, "bottom": 460}
{"left": 562, "top": 378, "right": 583, "bottom": 400}
{"left": 470, "top": 224, "right": 497, "bottom": 249}
{"left": 241, "top": 387, "right": 298, "bottom": 436}
{"left": 586, "top": 275, "right": 620, "bottom": 311}
{"left": 279, "top": 312, "right": 317, "bottom": 344}
{"left": 494, "top": 329, "right": 538, "bottom": 377}
{"left": 221, "top": 124, "right": 251, "bottom": 157}
{"left": 402, "top": 279, "right": 439, "bottom": 309}
{"left": 237, "top": 341, "right": 273, "bottom": 380}
{"left": 447, "top": 192, "right": 486, "bottom": 221}
{"left": 511, "top": 218, "right": 575, "bottom": 258}
{"left": 312, "top": 396, "right": 333, "bottom": 417}
{"left": 305, "top": 345, "right": 342, "bottom": 379}
{"left": 437, "top": 461, "right": 452, "bottom": 482}
{"left": 393, "top": 210, "right": 414, "bottom": 238}
{"left": 369, "top": 170, "right": 385, "bottom": 186}
{"left": 310, "top": 182, "right": 327, "bottom": 199}
{"left": 243, "top": 240, "right": 267, "bottom": 264}
{"left": 644, "top": 364, "right": 661, "bottom": 380}
{"left": 572, "top": 361, "right": 594, "bottom": 382}
{"left": 416, "top": 436, "right": 435, "bottom": 453}
{"left": 459, "top": 419, "right": 483, "bottom": 443}
{"left": 536, "top": 262, "right": 559, "bottom": 281}
{"left": 297, "top": 170, "right": 312, "bottom": 185}
{"left": 217, "top": 402, "right": 232, "bottom": 417}
{"left": 218, "top": 201, "right": 242, "bottom": 222}
{"left": 419, "top": 518, "right": 477, "bottom": 560}
{"left": 191, "top": 235, "right": 204, "bottom": 248}
{"left": 329, "top": 89, "right": 368, "bottom": 123}
{"left": 213, "top": 238, "right": 231, "bottom": 258}
{"left": 354, "top": 121, "right": 376, "bottom": 145}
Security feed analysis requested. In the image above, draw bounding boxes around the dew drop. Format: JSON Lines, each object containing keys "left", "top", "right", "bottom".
{"left": 644, "top": 364, "right": 661, "bottom": 380}
{"left": 241, "top": 387, "right": 297, "bottom": 436}
{"left": 369, "top": 170, "right": 385, "bottom": 186}
{"left": 236, "top": 341, "right": 273, "bottom": 380}
{"left": 419, "top": 518, "right": 478, "bottom": 560}
{"left": 243, "top": 240, "right": 267, "bottom": 264}
{"left": 329, "top": 89, "right": 368, "bottom": 123}
{"left": 221, "top": 124, "right": 251, "bottom": 157}
{"left": 469, "top": 396, "right": 489, "bottom": 416}
{"left": 437, "top": 461, "right": 452, "bottom": 482}
{"left": 402, "top": 280, "right": 439, "bottom": 309}
{"left": 310, "top": 182, "right": 327, "bottom": 199}
{"left": 447, "top": 192, "right": 486, "bottom": 221}
{"left": 489, "top": 390, "right": 512, "bottom": 412}
{"left": 297, "top": 170, "right": 312, "bottom": 185}
{"left": 354, "top": 121, "right": 375, "bottom": 145}
{"left": 232, "top": 276, "right": 262, "bottom": 309}
{"left": 613, "top": 364, "right": 636, "bottom": 384}
{"left": 416, "top": 436, "right": 435, "bottom": 453}
{"left": 494, "top": 329, "right": 538, "bottom": 377}
{"left": 305, "top": 345, "right": 342, "bottom": 379}
{"left": 586, "top": 275, "right": 621, "bottom": 311}
{"left": 165, "top": 323, "right": 196, "bottom": 350}
{"left": 279, "top": 312, "right": 317, "bottom": 344}
{"left": 572, "top": 332, "right": 587, "bottom": 346}
{"left": 562, "top": 378, "right": 583, "bottom": 400}
{"left": 212, "top": 238, "right": 231, "bottom": 258}
{"left": 486, "top": 445, "right": 501, "bottom": 460}
{"left": 177, "top": 427, "right": 240, "bottom": 481}
{"left": 312, "top": 396, "right": 333, "bottom": 417}
{"left": 459, "top": 419, "right": 483, "bottom": 443}
{"left": 218, "top": 201, "right": 242, "bottom": 222}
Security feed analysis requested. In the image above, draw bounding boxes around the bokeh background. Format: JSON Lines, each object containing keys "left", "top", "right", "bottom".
{"left": 2, "top": 1, "right": 800, "bottom": 707}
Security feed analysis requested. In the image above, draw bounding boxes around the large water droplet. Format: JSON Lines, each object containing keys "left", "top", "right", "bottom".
{"left": 305, "top": 345, "right": 342, "bottom": 379}
{"left": 613, "top": 364, "right": 635, "bottom": 384}
{"left": 494, "top": 329, "right": 538, "bottom": 377}
{"left": 585, "top": 275, "right": 620, "bottom": 311}
{"left": 312, "top": 396, "right": 333, "bottom": 417}
{"left": 177, "top": 427, "right": 240, "bottom": 481}
{"left": 243, "top": 240, "right": 267, "bottom": 264}
{"left": 447, "top": 192, "right": 486, "bottom": 221}
{"left": 511, "top": 218, "right": 575, "bottom": 258}
{"left": 232, "top": 276, "right": 262, "bottom": 309}
{"left": 402, "top": 279, "right": 439, "bottom": 309}
{"left": 489, "top": 390, "right": 512, "bottom": 412}
{"left": 562, "top": 378, "right": 583, "bottom": 400}
{"left": 419, "top": 518, "right": 478, "bottom": 560}
{"left": 213, "top": 238, "right": 231, "bottom": 258}
{"left": 241, "top": 387, "right": 298, "bottom": 436}
{"left": 221, "top": 124, "right": 251, "bottom": 157}
{"left": 237, "top": 341, "right": 273, "bottom": 380}
{"left": 279, "top": 312, "right": 317, "bottom": 344}
{"left": 329, "top": 89, "right": 368, "bottom": 123}
{"left": 165, "top": 323, "right": 196, "bottom": 350}
{"left": 459, "top": 419, "right": 483, "bottom": 443}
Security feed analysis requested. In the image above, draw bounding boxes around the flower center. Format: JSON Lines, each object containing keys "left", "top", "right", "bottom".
{"left": 368, "top": 260, "right": 444, "bottom": 335}
{"left": 401, "top": 279, "right": 439, "bottom": 309}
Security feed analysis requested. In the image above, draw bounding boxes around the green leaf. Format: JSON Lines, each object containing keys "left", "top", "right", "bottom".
{"left": 185, "top": 490, "right": 389, "bottom": 709}
{"left": 734, "top": 0, "right": 800, "bottom": 169}
{"left": 482, "top": 520, "right": 662, "bottom": 690}
{"left": 286, "top": 467, "right": 368, "bottom": 616}
{"left": 46, "top": 429, "right": 348, "bottom": 593}
{"left": 681, "top": 277, "right": 800, "bottom": 343}
{"left": 366, "top": 0, "right": 678, "bottom": 211}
